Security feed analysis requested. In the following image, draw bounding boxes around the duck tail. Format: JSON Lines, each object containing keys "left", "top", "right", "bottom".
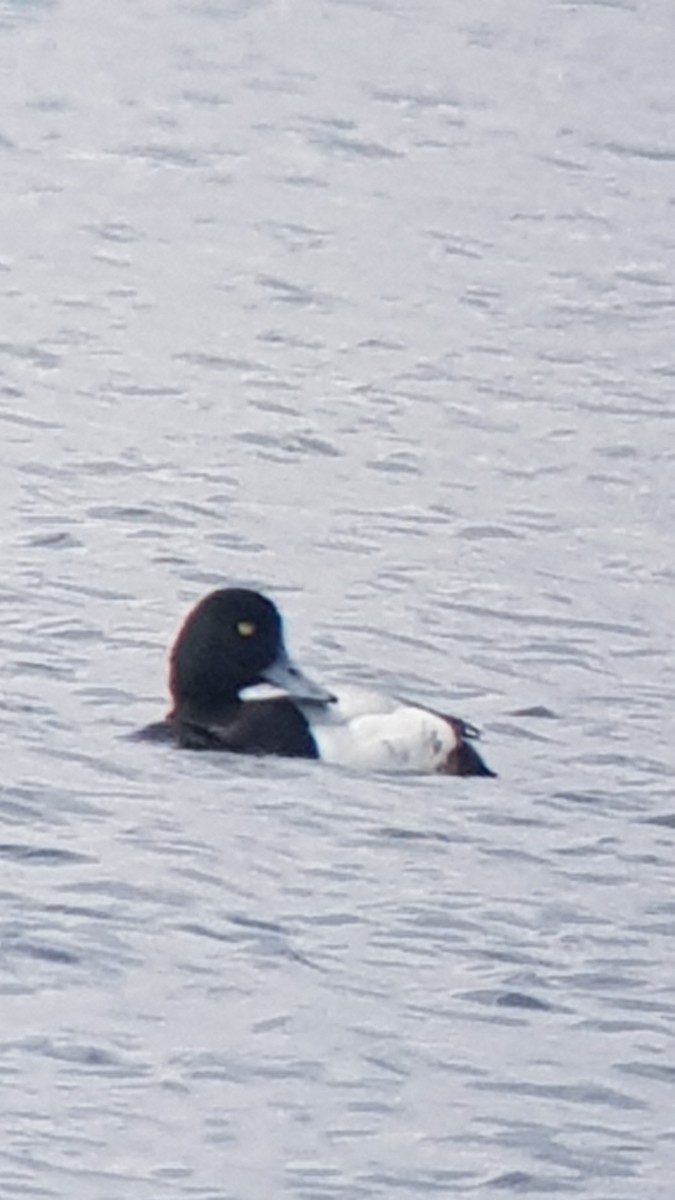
{"left": 450, "top": 739, "right": 496, "bottom": 777}
{"left": 441, "top": 716, "right": 496, "bottom": 776}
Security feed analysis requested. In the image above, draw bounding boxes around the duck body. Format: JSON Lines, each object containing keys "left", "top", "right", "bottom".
{"left": 303, "top": 686, "right": 494, "bottom": 776}
{"left": 139, "top": 588, "right": 495, "bottom": 778}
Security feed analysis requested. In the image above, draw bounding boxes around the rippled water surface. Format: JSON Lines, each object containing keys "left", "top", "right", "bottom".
{"left": 2, "top": 0, "right": 675, "bottom": 1195}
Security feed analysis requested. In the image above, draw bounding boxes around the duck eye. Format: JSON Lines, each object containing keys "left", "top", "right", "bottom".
{"left": 237, "top": 620, "right": 256, "bottom": 638}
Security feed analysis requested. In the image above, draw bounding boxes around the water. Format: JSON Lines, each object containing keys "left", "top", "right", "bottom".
{"left": 2, "top": 0, "right": 675, "bottom": 1195}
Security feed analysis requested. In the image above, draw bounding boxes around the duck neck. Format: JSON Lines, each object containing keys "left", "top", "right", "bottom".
{"left": 169, "top": 664, "right": 242, "bottom": 723}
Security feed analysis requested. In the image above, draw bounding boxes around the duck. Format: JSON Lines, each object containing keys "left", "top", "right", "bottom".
{"left": 139, "top": 587, "right": 495, "bottom": 777}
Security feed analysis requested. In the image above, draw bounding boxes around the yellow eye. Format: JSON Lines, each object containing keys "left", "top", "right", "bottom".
{"left": 237, "top": 620, "right": 256, "bottom": 638}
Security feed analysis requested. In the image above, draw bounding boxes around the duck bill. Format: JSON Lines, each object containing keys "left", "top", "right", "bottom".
{"left": 262, "top": 647, "right": 335, "bottom": 704}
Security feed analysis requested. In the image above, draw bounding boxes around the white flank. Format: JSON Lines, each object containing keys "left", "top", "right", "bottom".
{"left": 304, "top": 686, "right": 458, "bottom": 774}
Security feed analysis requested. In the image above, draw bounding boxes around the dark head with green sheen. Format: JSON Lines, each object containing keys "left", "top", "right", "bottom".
{"left": 169, "top": 587, "right": 332, "bottom": 722}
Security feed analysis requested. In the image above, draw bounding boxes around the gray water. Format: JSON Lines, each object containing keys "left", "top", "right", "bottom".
{"left": 2, "top": 0, "right": 675, "bottom": 1195}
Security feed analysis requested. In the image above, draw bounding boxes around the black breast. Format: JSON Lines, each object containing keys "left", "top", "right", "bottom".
{"left": 174, "top": 697, "right": 319, "bottom": 759}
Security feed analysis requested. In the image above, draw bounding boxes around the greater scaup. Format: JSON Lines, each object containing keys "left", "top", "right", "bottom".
{"left": 139, "top": 588, "right": 495, "bottom": 777}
